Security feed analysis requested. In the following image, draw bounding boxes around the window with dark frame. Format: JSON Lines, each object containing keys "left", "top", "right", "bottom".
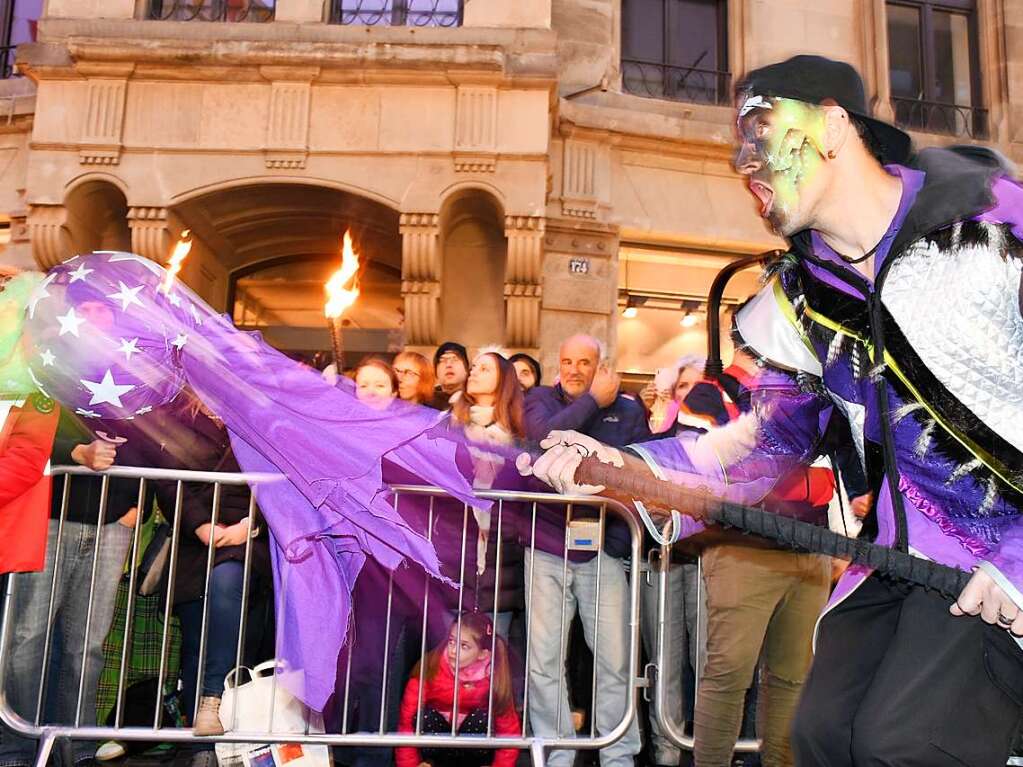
{"left": 1, "top": 0, "right": 41, "bottom": 79}
{"left": 330, "top": 0, "right": 463, "bottom": 27}
{"left": 148, "top": 1, "right": 276, "bottom": 22}
{"left": 886, "top": 0, "right": 986, "bottom": 138}
{"left": 621, "top": 0, "right": 730, "bottom": 106}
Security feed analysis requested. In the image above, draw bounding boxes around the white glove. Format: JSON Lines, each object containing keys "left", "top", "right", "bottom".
{"left": 516, "top": 430, "right": 624, "bottom": 495}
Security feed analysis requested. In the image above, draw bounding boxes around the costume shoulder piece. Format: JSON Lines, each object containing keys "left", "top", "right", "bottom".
{"left": 879, "top": 219, "right": 1023, "bottom": 490}
{"left": 733, "top": 265, "right": 824, "bottom": 379}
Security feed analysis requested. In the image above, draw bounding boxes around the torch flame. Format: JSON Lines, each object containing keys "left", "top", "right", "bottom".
{"left": 325, "top": 230, "right": 361, "bottom": 319}
{"left": 160, "top": 229, "right": 193, "bottom": 294}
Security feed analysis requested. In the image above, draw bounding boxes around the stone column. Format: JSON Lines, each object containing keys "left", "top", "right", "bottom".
{"left": 27, "top": 205, "right": 72, "bottom": 269}
{"left": 400, "top": 213, "right": 441, "bottom": 346}
{"left": 127, "top": 207, "right": 172, "bottom": 265}
{"left": 504, "top": 215, "right": 545, "bottom": 351}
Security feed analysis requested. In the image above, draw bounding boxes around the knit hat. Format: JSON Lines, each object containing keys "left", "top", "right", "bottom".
{"left": 433, "top": 341, "right": 469, "bottom": 370}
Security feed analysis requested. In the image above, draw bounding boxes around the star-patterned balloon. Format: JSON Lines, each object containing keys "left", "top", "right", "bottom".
{"left": 22, "top": 252, "right": 202, "bottom": 421}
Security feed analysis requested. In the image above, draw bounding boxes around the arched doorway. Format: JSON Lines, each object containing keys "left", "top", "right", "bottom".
{"left": 172, "top": 183, "right": 402, "bottom": 365}
{"left": 65, "top": 180, "right": 130, "bottom": 254}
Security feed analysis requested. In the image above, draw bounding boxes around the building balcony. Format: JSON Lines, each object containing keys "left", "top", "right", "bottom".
{"left": 620, "top": 58, "right": 731, "bottom": 107}
{"left": 329, "top": 0, "right": 462, "bottom": 27}
{"left": 892, "top": 96, "right": 988, "bottom": 141}
{"left": 147, "top": 1, "right": 277, "bottom": 22}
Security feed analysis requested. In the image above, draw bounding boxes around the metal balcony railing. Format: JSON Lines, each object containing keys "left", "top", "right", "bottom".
{"left": 892, "top": 96, "right": 988, "bottom": 140}
{"left": 330, "top": 0, "right": 463, "bottom": 27}
{"left": 621, "top": 59, "right": 731, "bottom": 106}
{"left": 0, "top": 45, "right": 15, "bottom": 79}
{"left": 148, "top": 0, "right": 276, "bottom": 22}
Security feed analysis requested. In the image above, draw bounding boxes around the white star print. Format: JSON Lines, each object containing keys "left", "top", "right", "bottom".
{"left": 67, "top": 264, "right": 94, "bottom": 283}
{"left": 39, "top": 349, "right": 55, "bottom": 367}
{"left": 167, "top": 293, "right": 182, "bottom": 308}
{"left": 57, "top": 308, "right": 86, "bottom": 337}
{"left": 75, "top": 408, "right": 101, "bottom": 419}
{"left": 80, "top": 369, "right": 135, "bottom": 408}
{"left": 135, "top": 405, "right": 153, "bottom": 416}
{"left": 116, "top": 337, "right": 141, "bottom": 362}
{"left": 107, "top": 281, "right": 145, "bottom": 312}
{"left": 189, "top": 304, "right": 203, "bottom": 326}
{"left": 171, "top": 334, "right": 188, "bottom": 350}
{"left": 27, "top": 274, "right": 56, "bottom": 319}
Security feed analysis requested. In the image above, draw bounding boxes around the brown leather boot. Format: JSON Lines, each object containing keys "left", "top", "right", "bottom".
{"left": 193, "top": 695, "right": 225, "bottom": 736}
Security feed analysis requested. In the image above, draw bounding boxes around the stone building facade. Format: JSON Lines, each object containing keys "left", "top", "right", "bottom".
{"left": 0, "top": 0, "right": 1019, "bottom": 378}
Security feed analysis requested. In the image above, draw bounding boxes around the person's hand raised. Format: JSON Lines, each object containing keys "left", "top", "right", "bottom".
{"left": 589, "top": 364, "right": 621, "bottom": 408}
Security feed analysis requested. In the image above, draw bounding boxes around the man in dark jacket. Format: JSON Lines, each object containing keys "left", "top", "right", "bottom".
{"left": 522, "top": 334, "right": 646, "bottom": 767}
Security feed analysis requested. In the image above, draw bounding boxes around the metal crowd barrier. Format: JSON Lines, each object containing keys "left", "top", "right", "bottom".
{"left": 647, "top": 548, "right": 760, "bottom": 757}
{"left": 0, "top": 466, "right": 645, "bottom": 767}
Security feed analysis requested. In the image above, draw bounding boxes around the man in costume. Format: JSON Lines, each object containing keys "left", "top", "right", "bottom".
{"left": 0, "top": 267, "right": 59, "bottom": 576}
{"left": 524, "top": 55, "right": 1023, "bottom": 765}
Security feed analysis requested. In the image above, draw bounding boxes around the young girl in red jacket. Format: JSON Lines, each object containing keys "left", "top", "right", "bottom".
{"left": 395, "top": 612, "right": 520, "bottom": 767}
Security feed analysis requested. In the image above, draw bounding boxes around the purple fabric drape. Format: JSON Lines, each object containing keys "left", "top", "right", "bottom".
{"left": 23, "top": 252, "right": 485, "bottom": 710}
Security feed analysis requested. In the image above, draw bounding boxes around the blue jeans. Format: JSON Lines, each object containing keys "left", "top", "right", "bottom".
{"left": 524, "top": 551, "right": 641, "bottom": 767}
{"left": 175, "top": 561, "right": 246, "bottom": 724}
{"left": 0, "top": 520, "right": 132, "bottom": 767}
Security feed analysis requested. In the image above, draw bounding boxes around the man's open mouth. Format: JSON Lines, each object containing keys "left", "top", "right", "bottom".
{"left": 748, "top": 180, "right": 775, "bottom": 218}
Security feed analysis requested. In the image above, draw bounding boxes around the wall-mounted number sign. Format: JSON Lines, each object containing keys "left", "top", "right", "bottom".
{"left": 569, "top": 258, "right": 590, "bottom": 275}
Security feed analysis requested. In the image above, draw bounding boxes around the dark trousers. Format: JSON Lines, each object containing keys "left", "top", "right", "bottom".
{"left": 418, "top": 706, "right": 492, "bottom": 767}
{"left": 792, "top": 573, "right": 1023, "bottom": 766}
{"left": 177, "top": 561, "right": 247, "bottom": 721}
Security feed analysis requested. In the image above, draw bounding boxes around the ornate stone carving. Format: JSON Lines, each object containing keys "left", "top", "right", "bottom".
{"left": 265, "top": 81, "right": 311, "bottom": 169}
{"left": 561, "top": 139, "right": 601, "bottom": 219}
{"left": 127, "top": 206, "right": 171, "bottom": 265}
{"left": 79, "top": 79, "right": 128, "bottom": 166}
{"left": 28, "top": 205, "right": 72, "bottom": 269}
{"left": 454, "top": 86, "right": 497, "bottom": 173}
{"left": 400, "top": 213, "right": 441, "bottom": 345}
{"left": 504, "top": 215, "right": 545, "bottom": 349}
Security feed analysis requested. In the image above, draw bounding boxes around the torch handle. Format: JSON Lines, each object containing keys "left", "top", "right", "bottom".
{"left": 574, "top": 455, "right": 972, "bottom": 599}
{"left": 328, "top": 317, "right": 344, "bottom": 373}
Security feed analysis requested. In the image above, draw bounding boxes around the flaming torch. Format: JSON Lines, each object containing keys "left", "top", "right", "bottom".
{"left": 160, "top": 229, "right": 193, "bottom": 294}
{"left": 324, "top": 230, "right": 361, "bottom": 372}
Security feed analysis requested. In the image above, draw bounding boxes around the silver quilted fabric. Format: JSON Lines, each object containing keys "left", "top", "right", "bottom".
{"left": 882, "top": 224, "right": 1023, "bottom": 452}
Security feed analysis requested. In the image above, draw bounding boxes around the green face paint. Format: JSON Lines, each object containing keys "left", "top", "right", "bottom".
{"left": 737, "top": 97, "right": 828, "bottom": 224}
{"left": 0, "top": 272, "right": 42, "bottom": 398}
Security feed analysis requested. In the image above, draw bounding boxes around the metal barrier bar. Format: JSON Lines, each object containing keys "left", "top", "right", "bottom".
{"left": 0, "top": 468, "right": 644, "bottom": 767}
{"left": 650, "top": 549, "right": 759, "bottom": 755}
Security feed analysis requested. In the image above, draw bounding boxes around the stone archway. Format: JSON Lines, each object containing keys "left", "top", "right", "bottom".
{"left": 170, "top": 182, "right": 403, "bottom": 359}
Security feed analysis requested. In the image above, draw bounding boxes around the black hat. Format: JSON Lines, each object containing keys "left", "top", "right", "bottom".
{"left": 433, "top": 341, "right": 469, "bottom": 370}
{"left": 508, "top": 352, "right": 542, "bottom": 387}
{"left": 736, "top": 55, "right": 911, "bottom": 166}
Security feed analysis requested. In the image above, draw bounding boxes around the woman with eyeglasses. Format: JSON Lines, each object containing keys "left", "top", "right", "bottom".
{"left": 393, "top": 351, "right": 437, "bottom": 407}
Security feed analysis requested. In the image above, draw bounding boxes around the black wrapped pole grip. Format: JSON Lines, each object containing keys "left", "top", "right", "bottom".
{"left": 576, "top": 455, "right": 971, "bottom": 599}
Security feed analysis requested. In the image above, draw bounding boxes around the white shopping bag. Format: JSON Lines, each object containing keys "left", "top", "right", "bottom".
{"left": 214, "top": 660, "right": 331, "bottom": 767}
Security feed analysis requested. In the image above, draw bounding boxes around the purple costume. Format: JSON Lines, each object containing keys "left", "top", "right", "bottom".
{"left": 632, "top": 148, "right": 1023, "bottom": 627}
{"left": 21, "top": 253, "right": 484, "bottom": 711}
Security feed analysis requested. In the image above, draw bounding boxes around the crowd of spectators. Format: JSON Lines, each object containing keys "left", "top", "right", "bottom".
{"left": 1, "top": 326, "right": 865, "bottom": 767}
